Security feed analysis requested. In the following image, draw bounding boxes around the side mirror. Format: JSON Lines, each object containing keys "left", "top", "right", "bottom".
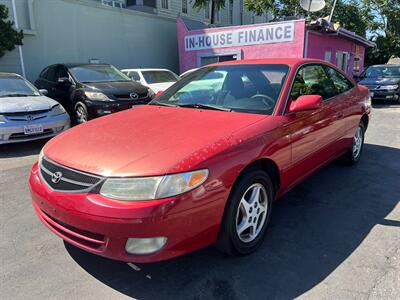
{"left": 58, "top": 77, "right": 71, "bottom": 85}
{"left": 289, "top": 95, "right": 323, "bottom": 113}
{"left": 156, "top": 90, "right": 164, "bottom": 97}
{"left": 39, "top": 89, "right": 48, "bottom": 96}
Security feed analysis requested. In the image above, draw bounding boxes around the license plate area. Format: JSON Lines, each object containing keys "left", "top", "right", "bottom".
{"left": 24, "top": 124, "right": 44, "bottom": 135}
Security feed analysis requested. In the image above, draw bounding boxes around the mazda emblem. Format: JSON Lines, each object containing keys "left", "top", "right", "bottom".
{"left": 130, "top": 92, "right": 139, "bottom": 99}
{"left": 51, "top": 171, "right": 63, "bottom": 184}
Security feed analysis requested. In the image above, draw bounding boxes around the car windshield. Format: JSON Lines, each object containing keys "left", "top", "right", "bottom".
{"left": 0, "top": 76, "right": 40, "bottom": 98}
{"left": 153, "top": 64, "right": 289, "bottom": 115}
{"left": 142, "top": 71, "right": 178, "bottom": 84}
{"left": 364, "top": 66, "right": 400, "bottom": 78}
{"left": 69, "top": 65, "right": 131, "bottom": 83}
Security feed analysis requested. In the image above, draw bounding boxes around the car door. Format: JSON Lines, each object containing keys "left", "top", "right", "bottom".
{"left": 41, "top": 65, "right": 58, "bottom": 100}
{"left": 53, "top": 66, "right": 73, "bottom": 110}
{"left": 283, "top": 64, "right": 339, "bottom": 188}
{"left": 322, "top": 65, "right": 357, "bottom": 153}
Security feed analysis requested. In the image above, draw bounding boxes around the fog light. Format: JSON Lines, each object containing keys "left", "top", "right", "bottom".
{"left": 125, "top": 237, "right": 167, "bottom": 255}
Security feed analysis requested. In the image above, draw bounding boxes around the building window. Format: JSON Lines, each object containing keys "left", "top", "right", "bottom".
{"left": 239, "top": 0, "right": 244, "bottom": 25}
{"left": 161, "top": 0, "right": 168, "bottom": 9}
{"left": 205, "top": 1, "right": 211, "bottom": 19}
{"left": 181, "top": 0, "right": 188, "bottom": 14}
{"left": 324, "top": 50, "right": 332, "bottom": 62}
{"left": 229, "top": 0, "right": 233, "bottom": 24}
{"left": 251, "top": 13, "right": 255, "bottom": 24}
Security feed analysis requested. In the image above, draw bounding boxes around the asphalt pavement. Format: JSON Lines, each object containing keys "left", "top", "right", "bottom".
{"left": 1, "top": 102, "right": 399, "bottom": 300}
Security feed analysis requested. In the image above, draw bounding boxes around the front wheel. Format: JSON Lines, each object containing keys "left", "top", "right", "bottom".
{"left": 74, "top": 102, "right": 89, "bottom": 125}
{"left": 216, "top": 169, "right": 274, "bottom": 256}
{"left": 341, "top": 122, "right": 365, "bottom": 165}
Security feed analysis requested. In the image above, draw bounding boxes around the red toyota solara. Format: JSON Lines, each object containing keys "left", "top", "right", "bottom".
{"left": 29, "top": 59, "right": 371, "bottom": 263}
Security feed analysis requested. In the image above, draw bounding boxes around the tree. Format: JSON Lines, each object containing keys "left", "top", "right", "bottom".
{"left": 193, "top": 0, "right": 227, "bottom": 24}
{"left": 0, "top": 4, "right": 23, "bottom": 58}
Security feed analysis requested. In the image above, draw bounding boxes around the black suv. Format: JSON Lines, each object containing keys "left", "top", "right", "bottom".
{"left": 357, "top": 64, "right": 400, "bottom": 103}
{"left": 35, "top": 63, "right": 154, "bottom": 123}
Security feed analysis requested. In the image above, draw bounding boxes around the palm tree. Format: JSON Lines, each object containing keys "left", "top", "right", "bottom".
{"left": 193, "top": 0, "right": 227, "bottom": 24}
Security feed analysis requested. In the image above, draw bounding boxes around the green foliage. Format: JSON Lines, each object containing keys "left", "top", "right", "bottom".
{"left": 244, "top": 0, "right": 400, "bottom": 65}
{"left": 0, "top": 4, "right": 23, "bottom": 58}
{"left": 192, "top": 0, "right": 227, "bottom": 24}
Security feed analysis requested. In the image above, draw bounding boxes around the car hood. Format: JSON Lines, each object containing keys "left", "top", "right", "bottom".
{"left": 44, "top": 105, "right": 267, "bottom": 177}
{"left": 0, "top": 96, "right": 58, "bottom": 113}
{"left": 83, "top": 81, "right": 148, "bottom": 96}
{"left": 147, "top": 82, "right": 176, "bottom": 93}
{"left": 359, "top": 77, "right": 400, "bottom": 86}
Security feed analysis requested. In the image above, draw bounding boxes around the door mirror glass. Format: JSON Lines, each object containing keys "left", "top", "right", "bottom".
{"left": 289, "top": 95, "right": 323, "bottom": 113}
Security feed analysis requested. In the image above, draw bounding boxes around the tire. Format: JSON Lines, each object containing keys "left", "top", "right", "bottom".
{"left": 74, "top": 102, "right": 89, "bottom": 125}
{"left": 216, "top": 168, "right": 274, "bottom": 256}
{"left": 341, "top": 122, "right": 365, "bottom": 165}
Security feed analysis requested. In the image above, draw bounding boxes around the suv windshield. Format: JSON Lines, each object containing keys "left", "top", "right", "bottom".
{"left": 153, "top": 64, "right": 289, "bottom": 115}
{"left": 69, "top": 65, "right": 131, "bottom": 83}
{"left": 364, "top": 66, "right": 400, "bottom": 78}
{"left": 0, "top": 76, "right": 40, "bottom": 98}
{"left": 142, "top": 71, "right": 178, "bottom": 84}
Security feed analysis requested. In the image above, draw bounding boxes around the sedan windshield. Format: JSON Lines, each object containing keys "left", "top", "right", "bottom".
{"left": 0, "top": 76, "right": 40, "bottom": 98}
{"left": 364, "top": 66, "right": 400, "bottom": 78}
{"left": 153, "top": 64, "right": 289, "bottom": 115}
{"left": 69, "top": 65, "right": 131, "bottom": 83}
{"left": 142, "top": 71, "right": 178, "bottom": 84}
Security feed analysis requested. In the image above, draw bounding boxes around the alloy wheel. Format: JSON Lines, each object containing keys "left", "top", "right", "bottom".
{"left": 352, "top": 126, "right": 363, "bottom": 159}
{"left": 75, "top": 105, "right": 88, "bottom": 124}
{"left": 235, "top": 183, "right": 268, "bottom": 243}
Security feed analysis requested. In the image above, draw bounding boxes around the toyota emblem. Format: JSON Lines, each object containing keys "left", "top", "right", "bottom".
{"left": 130, "top": 92, "right": 139, "bottom": 99}
{"left": 51, "top": 171, "right": 63, "bottom": 184}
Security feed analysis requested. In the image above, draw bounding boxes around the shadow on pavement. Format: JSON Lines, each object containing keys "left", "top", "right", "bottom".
{"left": 371, "top": 99, "right": 400, "bottom": 109}
{"left": 65, "top": 143, "right": 400, "bottom": 299}
{"left": 0, "top": 139, "right": 48, "bottom": 159}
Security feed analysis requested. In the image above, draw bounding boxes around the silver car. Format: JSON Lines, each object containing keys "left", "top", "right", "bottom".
{"left": 0, "top": 73, "right": 70, "bottom": 144}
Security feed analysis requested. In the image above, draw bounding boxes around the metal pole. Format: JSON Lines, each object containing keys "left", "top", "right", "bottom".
{"left": 307, "top": 0, "right": 313, "bottom": 19}
{"left": 329, "top": 0, "right": 338, "bottom": 23}
{"left": 11, "top": 0, "right": 26, "bottom": 78}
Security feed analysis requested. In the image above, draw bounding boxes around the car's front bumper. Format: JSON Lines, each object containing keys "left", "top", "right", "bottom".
{"left": 85, "top": 99, "right": 151, "bottom": 119}
{"left": 29, "top": 162, "right": 226, "bottom": 263}
{"left": 0, "top": 113, "right": 70, "bottom": 144}
{"left": 370, "top": 89, "right": 399, "bottom": 101}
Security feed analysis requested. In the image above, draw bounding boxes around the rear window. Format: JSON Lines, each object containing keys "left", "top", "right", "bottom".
{"left": 142, "top": 71, "right": 178, "bottom": 84}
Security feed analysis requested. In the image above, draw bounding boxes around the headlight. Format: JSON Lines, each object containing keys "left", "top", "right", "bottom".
{"left": 84, "top": 91, "right": 110, "bottom": 101}
{"left": 0, "top": 115, "right": 6, "bottom": 123}
{"left": 48, "top": 104, "right": 66, "bottom": 116}
{"left": 99, "top": 169, "right": 209, "bottom": 201}
{"left": 381, "top": 84, "right": 398, "bottom": 90}
{"left": 147, "top": 88, "right": 155, "bottom": 99}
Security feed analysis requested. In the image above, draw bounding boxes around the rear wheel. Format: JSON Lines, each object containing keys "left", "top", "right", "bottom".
{"left": 216, "top": 169, "right": 274, "bottom": 256}
{"left": 74, "top": 102, "right": 89, "bottom": 124}
{"left": 341, "top": 122, "right": 365, "bottom": 165}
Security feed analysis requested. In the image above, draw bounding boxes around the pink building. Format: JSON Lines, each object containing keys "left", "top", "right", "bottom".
{"left": 177, "top": 17, "right": 374, "bottom": 77}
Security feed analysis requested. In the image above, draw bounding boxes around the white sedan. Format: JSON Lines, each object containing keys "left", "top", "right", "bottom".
{"left": 0, "top": 73, "right": 70, "bottom": 144}
{"left": 120, "top": 68, "right": 179, "bottom": 94}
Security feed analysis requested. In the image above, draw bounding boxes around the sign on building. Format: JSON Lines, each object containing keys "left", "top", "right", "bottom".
{"left": 184, "top": 22, "right": 295, "bottom": 51}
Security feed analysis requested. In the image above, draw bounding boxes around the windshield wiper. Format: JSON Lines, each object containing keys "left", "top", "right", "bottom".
{"left": 177, "top": 103, "right": 232, "bottom": 112}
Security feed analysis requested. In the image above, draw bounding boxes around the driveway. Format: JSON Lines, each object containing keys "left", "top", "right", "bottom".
{"left": 1, "top": 102, "right": 399, "bottom": 300}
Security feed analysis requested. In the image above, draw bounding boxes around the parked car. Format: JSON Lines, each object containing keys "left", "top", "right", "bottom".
{"left": 357, "top": 64, "right": 400, "bottom": 103}
{"left": 35, "top": 63, "right": 154, "bottom": 124}
{"left": 29, "top": 58, "right": 371, "bottom": 263}
{"left": 0, "top": 73, "right": 70, "bottom": 144}
{"left": 121, "top": 68, "right": 179, "bottom": 94}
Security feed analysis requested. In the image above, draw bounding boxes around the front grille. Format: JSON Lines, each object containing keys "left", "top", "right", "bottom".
{"left": 5, "top": 109, "right": 50, "bottom": 121}
{"left": 113, "top": 92, "right": 149, "bottom": 100}
{"left": 39, "top": 156, "right": 104, "bottom": 192}
{"left": 9, "top": 129, "right": 53, "bottom": 140}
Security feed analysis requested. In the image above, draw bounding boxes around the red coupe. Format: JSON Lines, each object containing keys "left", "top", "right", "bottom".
{"left": 29, "top": 59, "right": 371, "bottom": 262}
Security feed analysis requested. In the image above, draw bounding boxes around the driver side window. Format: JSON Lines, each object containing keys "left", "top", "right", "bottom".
{"left": 290, "top": 64, "right": 337, "bottom": 100}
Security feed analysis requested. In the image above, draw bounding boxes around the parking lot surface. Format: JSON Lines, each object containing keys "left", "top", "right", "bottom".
{"left": 1, "top": 103, "right": 399, "bottom": 300}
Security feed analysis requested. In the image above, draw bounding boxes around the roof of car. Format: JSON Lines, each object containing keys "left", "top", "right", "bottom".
{"left": 62, "top": 63, "right": 112, "bottom": 68}
{"left": 209, "top": 58, "right": 327, "bottom": 67}
{"left": 368, "top": 64, "right": 400, "bottom": 67}
{"left": 121, "top": 68, "right": 175, "bottom": 72}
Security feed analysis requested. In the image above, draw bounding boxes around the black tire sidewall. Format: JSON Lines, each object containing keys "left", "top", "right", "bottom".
{"left": 219, "top": 169, "right": 274, "bottom": 255}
